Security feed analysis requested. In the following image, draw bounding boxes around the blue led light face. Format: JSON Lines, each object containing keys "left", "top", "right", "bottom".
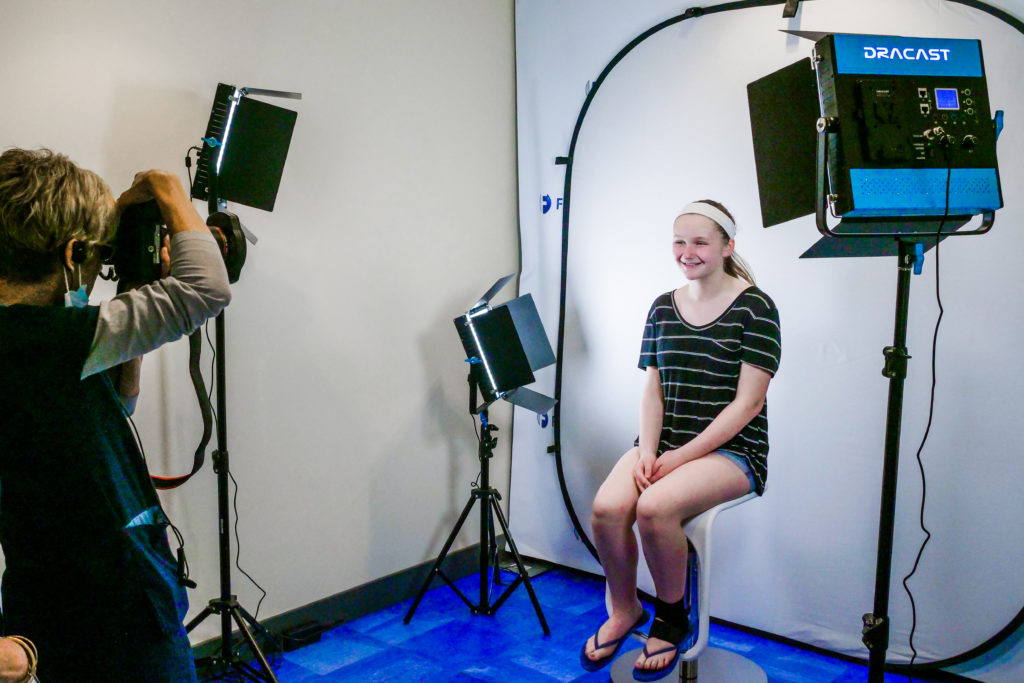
{"left": 935, "top": 88, "right": 960, "bottom": 110}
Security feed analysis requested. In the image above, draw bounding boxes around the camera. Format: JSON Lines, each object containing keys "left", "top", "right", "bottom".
{"left": 105, "top": 200, "right": 247, "bottom": 285}
{"left": 107, "top": 199, "right": 165, "bottom": 284}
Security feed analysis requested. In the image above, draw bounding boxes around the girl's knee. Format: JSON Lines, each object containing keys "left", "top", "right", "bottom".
{"left": 591, "top": 460, "right": 640, "bottom": 527}
{"left": 591, "top": 492, "right": 633, "bottom": 527}
{"left": 635, "top": 491, "right": 677, "bottom": 533}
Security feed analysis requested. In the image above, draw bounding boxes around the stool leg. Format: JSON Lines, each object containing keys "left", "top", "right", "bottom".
{"left": 681, "top": 545, "right": 697, "bottom": 682}
{"left": 686, "top": 542, "right": 699, "bottom": 643}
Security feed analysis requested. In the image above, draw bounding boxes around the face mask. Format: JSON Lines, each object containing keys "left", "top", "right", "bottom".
{"left": 63, "top": 266, "right": 89, "bottom": 309}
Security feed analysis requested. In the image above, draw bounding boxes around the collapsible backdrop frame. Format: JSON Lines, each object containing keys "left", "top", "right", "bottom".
{"left": 510, "top": 0, "right": 1024, "bottom": 678}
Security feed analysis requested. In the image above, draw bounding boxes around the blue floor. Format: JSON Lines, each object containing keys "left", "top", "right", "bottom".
{"left": 213, "top": 568, "right": 940, "bottom": 682}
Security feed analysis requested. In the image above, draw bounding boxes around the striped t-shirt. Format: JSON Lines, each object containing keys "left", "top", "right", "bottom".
{"left": 637, "top": 287, "right": 781, "bottom": 495}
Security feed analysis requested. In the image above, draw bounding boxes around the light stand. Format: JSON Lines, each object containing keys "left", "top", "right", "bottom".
{"left": 179, "top": 82, "right": 300, "bottom": 681}
{"left": 185, "top": 311, "right": 279, "bottom": 683}
{"left": 184, "top": 142, "right": 281, "bottom": 680}
{"left": 749, "top": 32, "right": 1001, "bottom": 679}
{"left": 403, "top": 363, "right": 550, "bottom": 635}
{"left": 404, "top": 276, "right": 557, "bottom": 635}
{"left": 813, "top": 120, "right": 995, "bottom": 683}
{"left": 863, "top": 237, "right": 926, "bottom": 682}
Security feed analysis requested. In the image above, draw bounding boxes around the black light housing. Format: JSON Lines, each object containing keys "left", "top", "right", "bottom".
{"left": 191, "top": 83, "right": 299, "bottom": 213}
{"left": 453, "top": 274, "right": 557, "bottom": 415}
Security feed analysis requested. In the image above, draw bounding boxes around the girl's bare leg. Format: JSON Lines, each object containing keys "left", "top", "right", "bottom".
{"left": 584, "top": 447, "right": 645, "bottom": 663}
{"left": 633, "top": 453, "right": 751, "bottom": 672}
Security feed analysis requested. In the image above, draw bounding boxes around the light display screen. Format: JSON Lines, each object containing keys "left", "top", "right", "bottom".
{"left": 935, "top": 88, "right": 960, "bottom": 110}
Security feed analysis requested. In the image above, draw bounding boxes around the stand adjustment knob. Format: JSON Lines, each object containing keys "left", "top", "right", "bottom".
{"left": 861, "top": 613, "right": 889, "bottom": 651}
{"left": 882, "top": 346, "right": 911, "bottom": 379}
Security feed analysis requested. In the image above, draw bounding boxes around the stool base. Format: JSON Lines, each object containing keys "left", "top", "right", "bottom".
{"left": 610, "top": 646, "right": 767, "bottom": 683}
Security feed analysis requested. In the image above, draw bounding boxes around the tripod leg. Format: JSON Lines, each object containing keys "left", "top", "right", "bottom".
{"left": 490, "top": 498, "right": 550, "bottom": 635}
{"left": 235, "top": 660, "right": 271, "bottom": 681}
{"left": 479, "top": 487, "right": 489, "bottom": 611}
{"left": 404, "top": 493, "right": 478, "bottom": 624}
{"left": 489, "top": 505, "right": 503, "bottom": 586}
{"left": 185, "top": 605, "right": 215, "bottom": 634}
{"left": 229, "top": 606, "right": 280, "bottom": 683}
{"left": 235, "top": 603, "right": 278, "bottom": 646}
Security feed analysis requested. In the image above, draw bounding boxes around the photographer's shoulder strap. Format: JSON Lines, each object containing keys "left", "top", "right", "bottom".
{"left": 151, "top": 330, "right": 213, "bottom": 490}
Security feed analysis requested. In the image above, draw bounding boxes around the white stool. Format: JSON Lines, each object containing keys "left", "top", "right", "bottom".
{"left": 608, "top": 492, "right": 766, "bottom": 682}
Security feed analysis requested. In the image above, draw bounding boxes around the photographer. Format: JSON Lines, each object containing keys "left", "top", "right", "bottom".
{"left": 0, "top": 148, "right": 230, "bottom": 681}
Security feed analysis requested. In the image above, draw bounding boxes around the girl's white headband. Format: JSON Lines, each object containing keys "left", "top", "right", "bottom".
{"left": 677, "top": 202, "right": 736, "bottom": 238}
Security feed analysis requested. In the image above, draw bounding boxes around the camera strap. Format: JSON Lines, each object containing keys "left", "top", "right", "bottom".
{"left": 150, "top": 330, "right": 214, "bottom": 489}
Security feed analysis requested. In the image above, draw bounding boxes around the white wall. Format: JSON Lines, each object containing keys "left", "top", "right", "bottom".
{"left": 512, "top": 1, "right": 1024, "bottom": 681}
{"left": 1, "top": 0, "right": 518, "bottom": 642}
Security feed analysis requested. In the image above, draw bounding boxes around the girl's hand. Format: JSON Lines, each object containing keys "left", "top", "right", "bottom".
{"left": 633, "top": 450, "right": 657, "bottom": 491}
{"left": 650, "top": 449, "right": 684, "bottom": 482}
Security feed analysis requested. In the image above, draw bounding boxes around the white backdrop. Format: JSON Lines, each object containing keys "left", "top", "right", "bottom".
{"left": 510, "top": 1, "right": 1024, "bottom": 681}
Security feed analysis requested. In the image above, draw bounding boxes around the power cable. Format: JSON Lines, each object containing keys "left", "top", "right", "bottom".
{"left": 901, "top": 160, "right": 951, "bottom": 681}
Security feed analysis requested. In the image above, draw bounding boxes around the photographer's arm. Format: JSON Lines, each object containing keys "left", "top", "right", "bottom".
{"left": 80, "top": 171, "right": 231, "bottom": 379}
{"left": 110, "top": 357, "right": 142, "bottom": 414}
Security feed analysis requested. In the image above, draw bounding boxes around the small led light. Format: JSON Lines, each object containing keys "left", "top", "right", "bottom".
{"left": 215, "top": 89, "right": 242, "bottom": 175}
{"left": 466, "top": 315, "right": 499, "bottom": 394}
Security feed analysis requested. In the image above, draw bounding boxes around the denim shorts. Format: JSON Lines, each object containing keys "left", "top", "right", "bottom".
{"left": 716, "top": 449, "right": 756, "bottom": 494}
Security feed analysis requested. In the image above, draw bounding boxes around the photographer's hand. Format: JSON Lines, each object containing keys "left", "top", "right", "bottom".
{"left": 82, "top": 171, "right": 229, "bottom": 380}
{"left": 116, "top": 170, "right": 208, "bottom": 236}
